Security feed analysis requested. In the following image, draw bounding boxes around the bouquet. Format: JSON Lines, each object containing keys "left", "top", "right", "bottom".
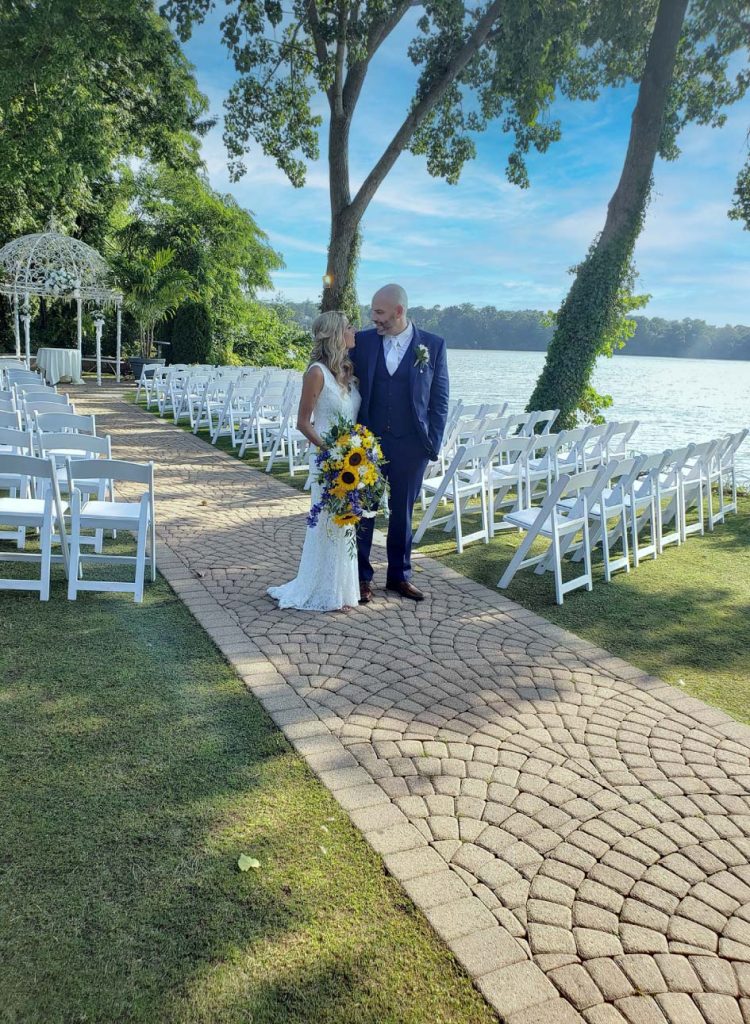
{"left": 307, "top": 415, "right": 389, "bottom": 553}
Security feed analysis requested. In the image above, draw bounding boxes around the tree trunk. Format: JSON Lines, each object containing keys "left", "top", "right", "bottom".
{"left": 319, "top": 0, "right": 503, "bottom": 319}
{"left": 322, "top": 110, "right": 362, "bottom": 318}
{"left": 527, "top": 0, "right": 689, "bottom": 427}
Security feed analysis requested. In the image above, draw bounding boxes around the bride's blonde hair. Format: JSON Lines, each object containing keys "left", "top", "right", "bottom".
{"left": 309, "top": 311, "right": 355, "bottom": 389}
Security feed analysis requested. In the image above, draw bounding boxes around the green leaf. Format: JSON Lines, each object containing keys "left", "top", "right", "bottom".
{"left": 237, "top": 854, "right": 261, "bottom": 872}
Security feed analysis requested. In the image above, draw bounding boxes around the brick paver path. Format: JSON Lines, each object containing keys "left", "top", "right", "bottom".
{"left": 73, "top": 385, "right": 750, "bottom": 1024}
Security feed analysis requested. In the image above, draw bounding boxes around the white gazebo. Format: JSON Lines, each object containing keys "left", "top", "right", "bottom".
{"left": 0, "top": 221, "right": 124, "bottom": 385}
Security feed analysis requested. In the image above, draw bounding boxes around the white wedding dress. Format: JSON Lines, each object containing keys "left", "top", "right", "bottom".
{"left": 267, "top": 362, "right": 361, "bottom": 611}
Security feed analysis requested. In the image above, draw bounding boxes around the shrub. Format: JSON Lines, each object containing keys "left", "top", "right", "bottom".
{"left": 170, "top": 300, "right": 213, "bottom": 364}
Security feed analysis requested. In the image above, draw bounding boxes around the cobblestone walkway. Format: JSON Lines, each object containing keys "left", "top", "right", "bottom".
{"left": 75, "top": 385, "right": 750, "bottom": 1024}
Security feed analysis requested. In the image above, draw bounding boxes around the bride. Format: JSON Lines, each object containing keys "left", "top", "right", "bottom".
{"left": 267, "top": 311, "right": 361, "bottom": 611}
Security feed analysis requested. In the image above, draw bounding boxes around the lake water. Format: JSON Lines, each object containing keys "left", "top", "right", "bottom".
{"left": 447, "top": 349, "right": 750, "bottom": 481}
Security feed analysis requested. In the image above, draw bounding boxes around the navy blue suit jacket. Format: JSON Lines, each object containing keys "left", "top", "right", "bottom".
{"left": 352, "top": 325, "right": 449, "bottom": 462}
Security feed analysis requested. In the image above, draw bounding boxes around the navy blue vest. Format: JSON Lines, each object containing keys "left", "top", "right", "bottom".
{"left": 369, "top": 336, "right": 418, "bottom": 440}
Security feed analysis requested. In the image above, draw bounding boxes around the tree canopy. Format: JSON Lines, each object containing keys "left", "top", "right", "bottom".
{"left": 0, "top": 0, "right": 212, "bottom": 242}
{"left": 0, "top": 3, "right": 306, "bottom": 367}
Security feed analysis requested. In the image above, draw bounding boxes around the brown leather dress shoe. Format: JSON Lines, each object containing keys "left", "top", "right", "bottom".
{"left": 386, "top": 579, "right": 425, "bottom": 601}
{"left": 359, "top": 581, "right": 373, "bottom": 604}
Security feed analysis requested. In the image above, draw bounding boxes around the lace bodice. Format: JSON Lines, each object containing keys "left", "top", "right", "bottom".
{"left": 310, "top": 361, "right": 360, "bottom": 435}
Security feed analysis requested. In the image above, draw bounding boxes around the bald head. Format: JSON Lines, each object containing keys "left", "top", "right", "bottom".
{"left": 371, "top": 283, "right": 409, "bottom": 336}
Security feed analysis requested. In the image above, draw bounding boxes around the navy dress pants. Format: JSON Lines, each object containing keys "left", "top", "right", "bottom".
{"left": 357, "top": 432, "right": 429, "bottom": 585}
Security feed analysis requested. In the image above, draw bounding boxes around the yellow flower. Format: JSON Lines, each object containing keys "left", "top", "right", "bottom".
{"left": 333, "top": 511, "right": 359, "bottom": 527}
{"left": 337, "top": 468, "right": 358, "bottom": 491}
{"left": 344, "top": 448, "right": 366, "bottom": 471}
{"left": 330, "top": 480, "right": 349, "bottom": 499}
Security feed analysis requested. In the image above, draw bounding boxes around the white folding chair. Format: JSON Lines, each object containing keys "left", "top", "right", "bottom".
{"left": 144, "top": 364, "right": 169, "bottom": 409}
{"left": 216, "top": 379, "right": 266, "bottom": 448}
{"left": 479, "top": 414, "right": 512, "bottom": 440}
{"left": 23, "top": 392, "right": 74, "bottom": 419}
{"left": 14, "top": 382, "right": 57, "bottom": 398}
{"left": 579, "top": 424, "right": 616, "bottom": 470}
{"left": 654, "top": 445, "right": 694, "bottom": 552}
{"left": 605, "top": 420, "right": 639, "bottom": 461}
{"left": 0, "top": 410, "right": 22, "bottom": 430}
{"left": 500, "top": 412, "right": 535, "bottom": 436}
{"left": 134, "top": 363, "right": 163, "bottom": 404}
{"left": 39, "top": 432, "right": 113, "bottom": 552}
{"left": 525, "top": 433, "right": 562, "bottom": 498}
{"left": 522, "top": 409, "right": 559, "bottom": 436}
{"left": 707, "top": 429, "right": 748, "bottom": 527}
{"left": 478, "top": 401, "right": 509, "bottom": 419}
{"left": 487, "top": 435, "right": 534, "bottom": 535}
{"left": 66, "top": 458, "right": 156, "bottom": 603}
{"left": 158, "top": 366, "right": 190, "bottom": 417}
{"left": 0, "top": 393, "right": 16, "bottom": 412}
{"left": 679, "top": 439, "right": 720, "bottom": 541}
{"left": 569, "top": 456, "right": 646, "bottom": 581}
{"left": 0, "top": 453, "right": 69, "bottom": 599}
{"left": 0, "top": 425, "right": 35, "bottom": 547}
{"left": 499, "top": 464, "right": 613, "bottom": 605}
{"left": 553, "top": 427, "right": 594, "bottom": 478}
{"left": 264, "top": 386, "right": 307, "bottom": 473}
{"left": 413, "top": 441, "right": 497, "bottom": 553}
{"left": 249, "top": 378, "right": 294, "bottom": 459}
{"left": 35, "top": 411, "right": 97, "bottom": 437}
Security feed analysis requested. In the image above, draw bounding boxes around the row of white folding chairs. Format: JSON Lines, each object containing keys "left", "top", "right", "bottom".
{"left": 442, "top": 411, "right": 622, "bottom": 471}
{"left": 199, "top": 368, "right": 271, "bottom": 438}
{"left": 1, "top": 387, "right": 76, "bottom": 429}
{"left": 173, "top": 368, "right": 243, "bottom": 429}
{"left": 0, "top": 358, "right": 29, "bottom": 384}
{"left": 0, "top": 412, "right": 98, "bottom": 463}
{"left": 1, "top": 425, "right": 111, "bottom": 546}
{"left": 0, "top": 444, "right": 155, "bottom": 602}
{"left": 500, "top": 433, "right": 747, "bottom": 603}
{"left": 166, "top": 365, "right": 262, "bottom": 424}
{"left": 232, "top": 374, "right": 300, "bottom": 458}
{"left": 413, "top": 430, "right": 746, "bottom": 603}
{"left": 1, "top": 367, "right": 43, "bottom": 391}
{"left": 421, "top": 422, "right": 640, "bottom": 531}
{"left": 172, "top": 366, "right": 294, "bottom": 443}
{"left": 236, "top": 377, "right": 308, "bottom": 474}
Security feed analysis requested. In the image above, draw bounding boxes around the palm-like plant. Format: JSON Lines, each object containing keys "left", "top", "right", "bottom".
{"left": 124, "top": 248, "right": 196, "bottom": 359}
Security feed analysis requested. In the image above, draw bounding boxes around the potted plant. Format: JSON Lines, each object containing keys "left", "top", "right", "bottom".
{"left": 123, "top": 248, "right": 195, "bottom": 381}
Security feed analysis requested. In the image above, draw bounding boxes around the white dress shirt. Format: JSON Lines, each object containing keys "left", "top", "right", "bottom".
{"left": 384, "top": 322, "right": 414, "bottom": 376}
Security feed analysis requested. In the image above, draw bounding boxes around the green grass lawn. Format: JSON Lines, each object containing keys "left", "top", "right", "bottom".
{"left": 0, "top": 559, "right": 499, "bottom": 1024}
{"left": 414, "top": 496, "right": 750, "bottom": 725}
{"left": 140, "top": 397, "right": 750, "bottom": 727}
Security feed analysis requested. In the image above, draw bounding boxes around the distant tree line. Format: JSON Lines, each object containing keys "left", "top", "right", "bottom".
{"left": 281, "top": 300, "right": 750, "bottom": 361}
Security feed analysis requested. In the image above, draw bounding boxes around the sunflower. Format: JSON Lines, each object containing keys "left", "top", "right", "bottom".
{"left": 336, "top": 468, "right": 358, "bottom": 491}
{"left": 333, "top": 511, "right": 358, "bottom": 527}
{"left": 344, "top": 448, "right": 366, "bottom": 471}
{"left": 330, "top": 480, "right": 349, "bottom": 499}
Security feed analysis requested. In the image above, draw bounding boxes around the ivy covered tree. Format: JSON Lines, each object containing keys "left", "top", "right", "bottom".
{"left": 528, "top": 0, "right": 749, "bottom": 426}
{"left": 160, "top": 0, "right": 672, "bottom": 317}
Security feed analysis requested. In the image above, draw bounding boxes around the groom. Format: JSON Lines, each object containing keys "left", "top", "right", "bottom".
{"left": 352, "top": 284, "right": 449, "bottom": 603}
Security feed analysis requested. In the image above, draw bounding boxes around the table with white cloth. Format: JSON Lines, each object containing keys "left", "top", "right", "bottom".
{"left": 35, "top": 348, "right": 83, "bottom": 385}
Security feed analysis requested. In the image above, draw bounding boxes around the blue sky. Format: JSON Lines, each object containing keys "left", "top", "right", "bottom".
{"left": 183, "top": 12, "right": 750, "bottom": 326}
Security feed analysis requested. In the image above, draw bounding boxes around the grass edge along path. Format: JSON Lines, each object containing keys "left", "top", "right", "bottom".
{"left": 0, "top": 564, "right": 501, "bottom": 1024}
{"left": 134, "top": 392, "right": 750, "bottom": 728}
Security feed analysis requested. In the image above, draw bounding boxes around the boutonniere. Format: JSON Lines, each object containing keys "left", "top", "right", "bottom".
{"left": 414, "top": 344, "right": 430, "bottom": 373}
